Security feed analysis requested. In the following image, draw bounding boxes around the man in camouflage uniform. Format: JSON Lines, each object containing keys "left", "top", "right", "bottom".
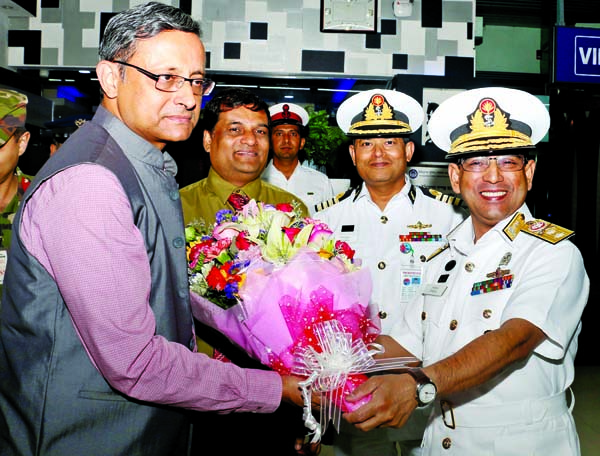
{"left": 0, "top": 89, "right": 33, "bottom": 299}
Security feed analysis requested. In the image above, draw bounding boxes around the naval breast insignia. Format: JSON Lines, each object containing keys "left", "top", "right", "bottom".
{"left": 399, "top": 221, "right": 442, "bottom": 243}
{"left": 471, "top": 253, "right": 514, "bottom": 296}
{"left": 407, "top": 221, "right": 432, "bottom": 229}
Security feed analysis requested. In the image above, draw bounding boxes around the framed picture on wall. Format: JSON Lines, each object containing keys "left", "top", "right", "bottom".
{"left": 320, "top": 0, "right": 378, "bottom": 33}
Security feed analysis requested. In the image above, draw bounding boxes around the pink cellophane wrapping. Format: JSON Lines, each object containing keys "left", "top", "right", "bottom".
{"left": 191, "top": 248, "right": 381, "bottom": 412}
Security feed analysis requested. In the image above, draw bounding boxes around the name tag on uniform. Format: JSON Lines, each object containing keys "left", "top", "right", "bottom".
{"left": 421, "top": 283, "right": 447, "bottom": 297}
{"left": 338, "top": 225, "right": 357, "bottom": 243}
{"left": 0, "top": 249, "right": 7, "bottom": 285}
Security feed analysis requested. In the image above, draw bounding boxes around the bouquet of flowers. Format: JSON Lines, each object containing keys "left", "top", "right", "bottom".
{"left": 186, "top": 200, "right": 414, "bottom": 440}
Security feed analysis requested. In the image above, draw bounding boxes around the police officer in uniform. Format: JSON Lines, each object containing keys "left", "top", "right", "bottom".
{"left": 342, "top": 87, "right": 588, "bottom": 455}
{"left": 316, "top": 89, "right": 465, "bottom": 456}
{"left": 262, "top": 102, "right": 334, "bottom": 215}
{"left": 0, "top": 89, "right": 32, "bottom": 301}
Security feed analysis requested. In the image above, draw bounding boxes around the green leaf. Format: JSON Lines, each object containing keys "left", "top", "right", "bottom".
{"left": 303, "top": 107, "right": 346, "bottom": 169}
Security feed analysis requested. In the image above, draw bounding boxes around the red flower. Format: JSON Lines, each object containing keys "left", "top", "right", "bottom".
{"left": 275, "top": 203, "right": 294, "bottom": 213}
{"left": 283, "top": 227, "right": 302, "bottom": 242}
{"left": 188, "top": 243, "right": 205, "bottom": 268}
{"left": 235, "top": 232, "right": 253, "bottom": 250}
{"left": 335, "top": 240, "right": 355, "bottom": 260}
{"left": 206, "top": 266, "right": 228, "bottom": 291}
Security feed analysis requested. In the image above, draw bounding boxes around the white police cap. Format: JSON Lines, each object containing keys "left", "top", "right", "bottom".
{"left": 269, "top": 102, "right": 309, "bottom": 127}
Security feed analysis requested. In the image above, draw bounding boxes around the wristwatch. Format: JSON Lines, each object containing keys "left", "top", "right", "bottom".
{"left": 407, "top": 368, "right": 437, "bottom": 407}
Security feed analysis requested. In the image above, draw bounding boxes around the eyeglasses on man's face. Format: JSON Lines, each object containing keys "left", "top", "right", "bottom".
{"left": 458, "top": 155, "right": 527, "bottom": 173}
{"left": 113, "top": 60, "right": 215, "bottom": 96}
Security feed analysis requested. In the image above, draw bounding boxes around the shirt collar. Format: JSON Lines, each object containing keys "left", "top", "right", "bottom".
{"left": 353, "top": 175, "right": 413, "bottom": 204}
{"left": 94, "top": 105, "right": 177, "bottom": 176}
{"left": 206, "top": 168, "right": 263, "bottom": 205}
{"left": 448, "top": 204, "right": 531, "bottom": 255}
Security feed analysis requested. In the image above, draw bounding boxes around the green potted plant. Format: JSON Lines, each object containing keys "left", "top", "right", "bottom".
{"left": 302, "top": 106, "right": 347, "bottom": 175}
{"left": 302, "top": 106, "right": 355, "bottom": 195}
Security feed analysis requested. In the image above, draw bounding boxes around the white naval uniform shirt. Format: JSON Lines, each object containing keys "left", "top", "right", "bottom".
{"left": 261, "top": 160, "right": 334, "bottom": 215}
{"left": 315, "top": 178, "right": 465, "bottom": 334}
{"left": 393, "top": 205, "right": 589, "bottom": 455}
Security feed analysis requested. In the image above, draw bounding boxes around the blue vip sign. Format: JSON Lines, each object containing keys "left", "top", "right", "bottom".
{"left": 555, "top": 26, "right": 600, "bottom": 84}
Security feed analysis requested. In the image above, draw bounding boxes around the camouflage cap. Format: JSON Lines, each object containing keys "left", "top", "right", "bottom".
{"left": 0, "top": 89, "right": 28, "bottom": 147}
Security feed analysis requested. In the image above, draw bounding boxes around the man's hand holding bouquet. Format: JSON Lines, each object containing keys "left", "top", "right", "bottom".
{"left": 186, "top": 200, "right": 416, "bottom": 441}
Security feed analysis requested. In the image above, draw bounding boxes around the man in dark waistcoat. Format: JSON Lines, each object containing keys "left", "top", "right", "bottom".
{"left": 0, "top": 3, "right": 306, "bottom": 456}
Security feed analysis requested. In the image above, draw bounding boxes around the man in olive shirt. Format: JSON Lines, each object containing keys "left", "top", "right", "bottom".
{"left": 180, "top": 87, "right": 308, "bottom": 225}
{"left": 180, "top": 87, "right": 313, "bottom": 456}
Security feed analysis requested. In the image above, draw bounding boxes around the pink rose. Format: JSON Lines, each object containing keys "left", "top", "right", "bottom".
{"left": 213, "top": 222, "right": 241, "bottom": 241}
{"left": 308, "top": 225, "right": 333, "bottom": 244}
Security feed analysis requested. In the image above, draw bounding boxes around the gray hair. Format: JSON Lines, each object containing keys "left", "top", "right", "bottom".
{"left": 98, "top": 2, "right": 201, "bottom": 62}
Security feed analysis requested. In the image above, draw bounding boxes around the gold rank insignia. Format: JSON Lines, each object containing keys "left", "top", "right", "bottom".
{"left": 426, "top": 188, "right": 465, "bottom": 207}
{"left": 503, "top": 212, "right": 574, "bottom": 244}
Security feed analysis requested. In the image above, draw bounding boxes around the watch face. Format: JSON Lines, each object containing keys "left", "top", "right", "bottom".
{"left": 418, "top": 383, "right": 437, "bottom": 404}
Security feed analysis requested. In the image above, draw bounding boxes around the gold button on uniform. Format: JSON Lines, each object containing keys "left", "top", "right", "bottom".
{"left": 449, "top": 319, "right": 458, "bottom": 330}
{"left": 483, "top": 309, "right": 492, "bottom": 319}
{"left": 421, "top": 311, "right": 427, "bottom": 321}
{"left": 378, "top": 261, "right": 386, "bottom": 270}
{"left": 465, "top": 262, "right": 475, "bottom": 272}
{"left": 380, "top": 215, "right": 388, "bottom": 224}
{"left": 378, "top": 311, "right": 388, "bottom": 319}
{"left": 442, "top": 437, "right": 452, "bottom": 449}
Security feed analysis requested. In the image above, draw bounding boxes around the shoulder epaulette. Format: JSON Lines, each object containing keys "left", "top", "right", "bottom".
{"left": 314, "top": 183, "right": 360, "bottom": 213}
{"left": 424, "top": 188, "right": 465, "bottom": 207}
{"left": 503, "top": 212, "right": 574, "bottom": 244}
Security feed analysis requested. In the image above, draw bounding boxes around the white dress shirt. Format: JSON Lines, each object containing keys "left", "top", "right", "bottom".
{"left": 393, "top": 205, "right": 588, "bottom": 455}
{"left": 316, "top": 177, "right": 466, "bottom": 334}
{"left": 262, "top": 160, "right": 334, "bottom": 215}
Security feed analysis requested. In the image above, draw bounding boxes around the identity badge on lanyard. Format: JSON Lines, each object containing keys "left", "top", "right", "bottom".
{"left": 0, "top": 249, "right": 7, "bottom": 285}
{"left": 399, "top": 242, "right": 423, "bottom": 303}
{"left": 400, "top": 265, "right": 423, "bottom": 303}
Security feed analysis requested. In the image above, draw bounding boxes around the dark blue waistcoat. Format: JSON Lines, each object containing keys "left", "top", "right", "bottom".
{"left": 0, "top": 110, "right": 194, "bottom": 455}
